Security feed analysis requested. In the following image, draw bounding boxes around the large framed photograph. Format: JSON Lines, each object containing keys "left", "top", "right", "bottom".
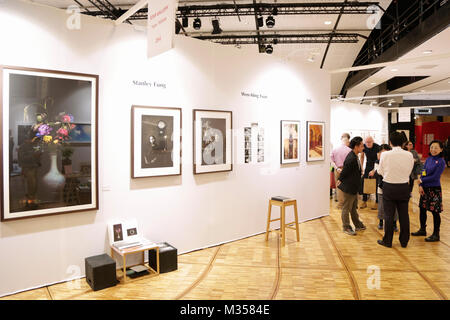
{"left": 131, "top": 106, "right": 181, "bottom": 178}
{"left": 1, "top": 66, "right": 98, "bottom": 221}
{"left": 193, "top": 109, "right": 232, "bottom": 174}
{"left": 281, "top": 120, "right": 300, "bottom": 164}
{"left": 307, "top": 121, "right": 325, "bottom": 162}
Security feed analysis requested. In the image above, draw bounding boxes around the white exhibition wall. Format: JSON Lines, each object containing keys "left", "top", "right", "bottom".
{"left": 0, "top": 0, "right": 330, "bottom": 296}
{"left": 330, "top": 101, "right": 389, "bottom": 149}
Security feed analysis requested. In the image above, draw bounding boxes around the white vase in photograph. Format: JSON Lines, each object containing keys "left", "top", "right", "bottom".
{"left": 42, "top": 151, "right": 66, "bottom": 198}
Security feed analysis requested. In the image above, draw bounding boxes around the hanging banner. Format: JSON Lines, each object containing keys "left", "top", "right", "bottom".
{"left": 398, "top": 108, "right": 411, "bottom": 122}
{"left": 147, "top": 0, "right": 177, "bottom": 58}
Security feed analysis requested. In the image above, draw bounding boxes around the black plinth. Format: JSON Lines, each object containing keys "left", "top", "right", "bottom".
{"left": 85, "top": 254, "right": 117, "bottom": 291}
{"left": 149, "top": 242, "right": 177, "bottom": 274}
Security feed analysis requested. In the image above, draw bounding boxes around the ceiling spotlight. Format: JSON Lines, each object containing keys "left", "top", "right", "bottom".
{"left": 307, "top": 56, "right": 315, "bottom": 62}
{"left": 265, "top": 44, "right": 273, "bottom": 54}
{"left": 257, "top": 16, "right": 264, "bottom": 28}
{"left": 193, "top": 17, "right": 201, "bottom": 30}
{"left": 266, "top": 16, "right": 275, "bottom": 28}
{"left": 182, "top": 16, "right": 188, "bottom": 28}
{"left": 324, "top": 21, "right": 332, "bottom": 25}
{"left": 272, "top": 7, "right": 278, "bottom": 16}
{"left": 422, "top": 50, "right": 433, "bottom": 54}
{"left": 370, "top": 82, "right": 377, "bottom": 85}
{"left": 211, "top": 19, "right": 222, "bottom": 35}
{"left": 391, "top": 68, "right": 398, "bottom": 72}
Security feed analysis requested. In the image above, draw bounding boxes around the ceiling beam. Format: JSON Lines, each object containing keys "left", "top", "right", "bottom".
{"left": 114, "top": 0, "right": 147, "bottom": 26}
{"left": 194, "top": 33, "right": 360, "bottom": 45}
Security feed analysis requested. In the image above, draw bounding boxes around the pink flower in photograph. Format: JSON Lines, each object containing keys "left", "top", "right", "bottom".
{"left": 57, "top": 128, "right": 69, "bottom": 136}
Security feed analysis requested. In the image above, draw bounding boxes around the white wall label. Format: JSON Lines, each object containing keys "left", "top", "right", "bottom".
{"left": 147, "top": 0, "right": 177, "bottom": 58}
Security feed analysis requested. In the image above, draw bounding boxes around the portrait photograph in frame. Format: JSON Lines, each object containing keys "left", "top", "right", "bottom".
{"left": 1, "top": 65, "right": 99, "bottom": 221}
{"left": 193, "top": 109, "right": 232, "bottom": 174}
{"left": 131, "top": 105, "right": 181, "bottom": 178}
{"left": 280, "top": 120, "right": 300, "bottom": 164}
{"left": 307, "top": 121, "right": 325, "bottom": 162}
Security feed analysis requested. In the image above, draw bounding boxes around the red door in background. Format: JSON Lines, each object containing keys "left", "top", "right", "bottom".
{"left": 415, "top": 121, "right": 450, "bottom": 158}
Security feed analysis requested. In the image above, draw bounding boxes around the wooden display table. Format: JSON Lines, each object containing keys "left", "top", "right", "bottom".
{"left": 110, "top": 243, "right": 160, "bottom": 283}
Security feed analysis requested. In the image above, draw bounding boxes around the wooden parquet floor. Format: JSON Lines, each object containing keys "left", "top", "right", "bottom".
{"left": 2, "top": 169, "right": 450, "bottom": 300}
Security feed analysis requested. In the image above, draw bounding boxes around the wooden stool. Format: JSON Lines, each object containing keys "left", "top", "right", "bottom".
{"left": 265, "top": 198, "right": 300, "bottom": 246}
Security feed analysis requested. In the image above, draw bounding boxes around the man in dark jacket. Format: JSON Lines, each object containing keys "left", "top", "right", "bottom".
{"left": 337, "top": 136, "right": 366, "bottom": 235}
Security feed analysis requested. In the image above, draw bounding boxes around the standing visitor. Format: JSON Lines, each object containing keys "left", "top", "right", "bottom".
{"left": 411, "top": 140, "right": 445, "bottom": 242}
{"left": 376, "top": 132, "right": 414, "bottom": 248}
{"left": 360, "top": 136, "right": 380, "bottom": 209}
{"left": 337, "top": 136, "right": 366, "bottom": 236}
{"left": 370, "top": 144, "right": 399, "bottom": 231}
{"left": 403, "top": 140, "right": 422, "bottom": 194}
{"left": 331, "top": 133, "right": 352, "bottom": 209}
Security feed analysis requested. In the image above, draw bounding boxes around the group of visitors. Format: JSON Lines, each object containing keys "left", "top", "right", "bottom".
{"left": 332, "top": 131, "right": 445, "bottom": 247}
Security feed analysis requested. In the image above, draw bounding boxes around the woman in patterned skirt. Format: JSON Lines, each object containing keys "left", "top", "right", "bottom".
{"left": 412, "top": 140, "right": 446, "bottom": 242}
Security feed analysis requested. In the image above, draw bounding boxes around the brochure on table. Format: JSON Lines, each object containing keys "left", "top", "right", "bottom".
{"left": 108, "top": 219, "right": 154, "bottom": 249}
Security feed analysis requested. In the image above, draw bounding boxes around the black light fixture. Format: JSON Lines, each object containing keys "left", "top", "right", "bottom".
{"left": 266, "top": 16, "right": 275, "bottom": 28}
{"left": 175, "top": 20, "right": 181, "bottom": 34}
{"left": 272, "top": 7, "right": 278, "bottom": 16}
{"left": 193, "top": 17, "right": 201, "bottom": 30}
{"left": 212, "top": 19, "right": 222, "bottom": 35}
{"left": 258, "top": 44, "right": 266, "bottom": 53}
{"left": 265, "top": 44, "right": 273, "bottom": 54}
{"left": 182, "top": 16, "right": 188, "bottom": 28}
{"left": 257, "top": 16, "right": 264, "bottom": 27}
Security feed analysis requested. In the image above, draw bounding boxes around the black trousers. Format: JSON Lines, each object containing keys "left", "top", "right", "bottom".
{"left": 382, "top": 182, "right": 410, "bottom": 246}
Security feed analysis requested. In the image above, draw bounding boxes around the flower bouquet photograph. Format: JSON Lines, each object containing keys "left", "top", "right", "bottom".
{"left": 1, "top": 66, "right": 98, "bottom": 221}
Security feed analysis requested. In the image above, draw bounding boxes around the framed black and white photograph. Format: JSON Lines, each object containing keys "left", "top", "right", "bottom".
{"left": 193, "top": 109, "right": 232, "bottom": 174}
{"left": 307, "top": 121, "right": 325, "bottom": 162}
{"left": 131, "top": 106, "right": 181, "bottom": 178}
{"left": 281, "top": 120, "right": 300, "bottom": 164}
{"left": 1, "top": 66, "right": 99, "bottom": 221}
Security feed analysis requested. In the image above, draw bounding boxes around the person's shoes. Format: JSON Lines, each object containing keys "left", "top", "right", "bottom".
{"left": 377, "top": 240, "right": 392, "bottom": 248}
{"left": 401, "top": 243, "right": 408, "bottom": 248}
{"left": 355, "top": 225, "right": 366, "bottom": 231}
{"left": 377, "top": 221, "right": 383, "bottom": 230}
{"left": 371, "top": 206, "right": 378, "bottom": 210}
{"left": 344, "top": 228, "right": 356, "bottom": 236}
{"left": 359, "top": 202, "right": 367, "bottom": 209}
{"left": 425, "top": 234, "right": 440, "bottom": 242}
{"left": 411, "top": 229, "right": 426, "bottom": 236}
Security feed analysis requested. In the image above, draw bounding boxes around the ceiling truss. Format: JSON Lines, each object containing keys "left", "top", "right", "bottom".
{"left": 82, "top": 2, "right": 381, "bottom": 20}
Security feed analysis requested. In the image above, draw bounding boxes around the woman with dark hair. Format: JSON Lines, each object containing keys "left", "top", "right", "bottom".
{"left": 412, "top": 140, "right": 446, "bottom": 242}
{"left": 403, "top": 140, "right": 422, "bottom": 194}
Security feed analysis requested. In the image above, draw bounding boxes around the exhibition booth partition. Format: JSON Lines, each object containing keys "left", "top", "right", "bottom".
{"left": 0, "top": 0, "right": 330, "bottom": 297}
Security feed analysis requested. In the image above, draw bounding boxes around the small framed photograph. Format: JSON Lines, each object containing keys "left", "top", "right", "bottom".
{"left": 113, "top": 223, "right": 124, "bottom": 242}
{"left": 281, "top": 120, "right": 300, "bottom": 164}
{"left": 307, "top": 121, "right": 325, "bottom": 162}
{"left": 193, "top": 109, "right": 232, "bottom": 174}
{"left": 131, "top": 106, "right": 182, "bottom": 178}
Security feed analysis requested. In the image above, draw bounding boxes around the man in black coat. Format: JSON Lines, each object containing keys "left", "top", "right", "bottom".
{"left": 337, "top": 136, "right": 366, "bottom": 235}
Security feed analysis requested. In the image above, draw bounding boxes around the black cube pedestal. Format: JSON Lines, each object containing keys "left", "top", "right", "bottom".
{"left": 85, "top": 254, "right": 117, "bottom": 291}
{"left": 149, "top": 242, "right": 177, "bottom": 273}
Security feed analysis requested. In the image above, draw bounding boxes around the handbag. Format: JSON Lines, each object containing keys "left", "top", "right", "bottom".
{"left": 363, "top": 178, "right": 377, "bottom": 195}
